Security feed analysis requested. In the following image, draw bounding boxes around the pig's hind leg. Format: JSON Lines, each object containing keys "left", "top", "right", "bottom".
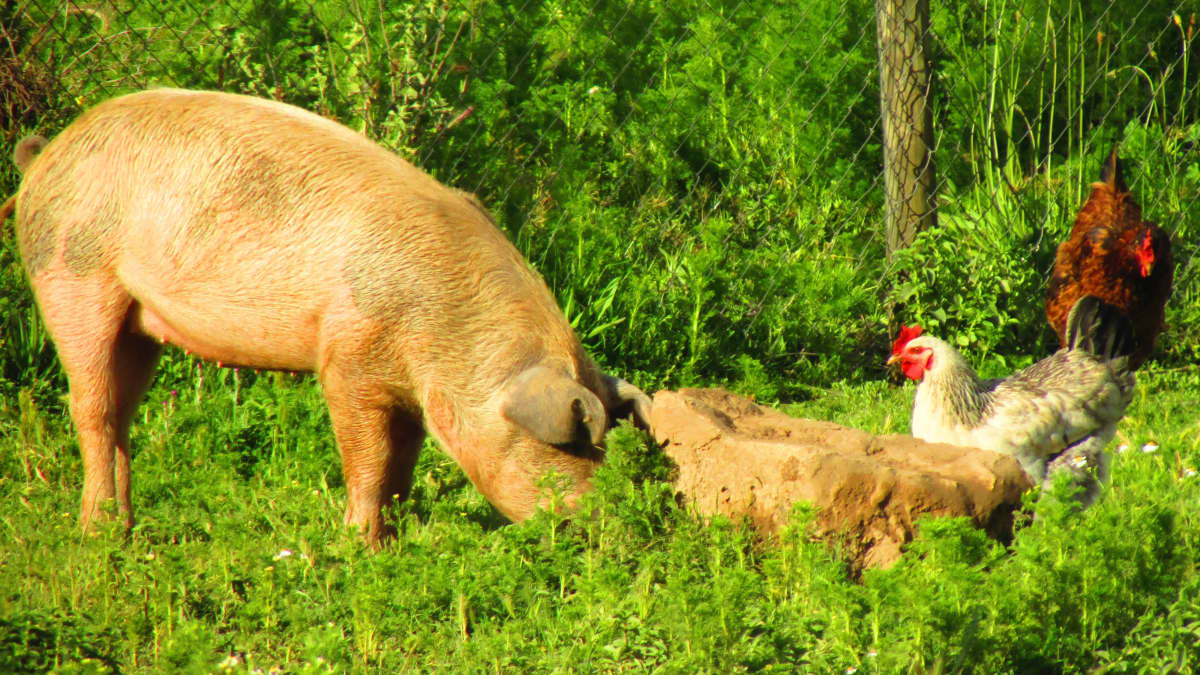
{"left": 321, "top": 369, "right": 423, "bottom": 547}
{"left": 30, "top": 274, "right": 162, "bottom": 531}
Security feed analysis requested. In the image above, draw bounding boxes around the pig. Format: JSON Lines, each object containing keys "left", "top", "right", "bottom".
{"left": 9, "top": 88, "right": 651, "bottom": 545}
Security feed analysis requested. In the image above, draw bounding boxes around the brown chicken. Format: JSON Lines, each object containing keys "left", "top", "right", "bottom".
{"left": 889, "top": 296, "right": 1137, "bottom": 505}
{"left": 1045, "top": 147, "right": 1174, "bottom": 369}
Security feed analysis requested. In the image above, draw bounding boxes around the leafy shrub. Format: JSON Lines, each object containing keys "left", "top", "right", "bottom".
{"left": 5, "top": 0, "right": 1197, "bottom": 393}
{"left": 0, "top": 609, "right": 120, "bottom": 672}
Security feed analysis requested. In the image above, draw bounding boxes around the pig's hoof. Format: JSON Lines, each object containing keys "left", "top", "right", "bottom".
{"left": 361, "top": 525, "right": 398, "bottom": 551}
{"left": 80, "top": 515, "right": 133, "bottom": 541}
{"left": 345, "top": 517, "right": 398, "bottom": 551}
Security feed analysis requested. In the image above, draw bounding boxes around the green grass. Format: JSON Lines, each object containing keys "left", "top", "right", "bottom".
{"left": 2, "top": 357, "right": 1199, "bottom": 672}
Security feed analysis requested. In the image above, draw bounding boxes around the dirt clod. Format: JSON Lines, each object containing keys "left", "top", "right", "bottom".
{"left": 651, "top": 388, "right": 1033, "bottom": 570}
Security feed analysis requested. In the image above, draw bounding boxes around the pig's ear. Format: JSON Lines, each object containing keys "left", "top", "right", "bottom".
{"left": 500, "top": 366, "right": 607, "bottom": 446}
{"left": 604, "top": 375, "right": 652, "bottom": 431}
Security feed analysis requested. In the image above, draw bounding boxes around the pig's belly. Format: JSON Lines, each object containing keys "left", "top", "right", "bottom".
{"left": 116, "top": 241, "right": 342, "bottom": 372}
{"left": 128, "top": 297, "right": 321, "bottom": 372}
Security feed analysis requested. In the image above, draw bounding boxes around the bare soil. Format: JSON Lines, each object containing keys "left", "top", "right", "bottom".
{"left": 650, "top": 388, "right": 1033, "bottom": 570}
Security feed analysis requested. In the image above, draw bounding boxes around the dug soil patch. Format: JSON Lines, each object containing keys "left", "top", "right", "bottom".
{"left": 651, "top": 388, "right": 1032, "bottom": 571}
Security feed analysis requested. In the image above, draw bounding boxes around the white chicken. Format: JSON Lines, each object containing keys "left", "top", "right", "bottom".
{"left": 888, "top": 296, "right": 1137, "bottom": 503}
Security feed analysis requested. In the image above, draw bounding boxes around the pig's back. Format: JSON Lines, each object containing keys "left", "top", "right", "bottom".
{"left": 21, "top": 89, "right": 444, "bottom": 268}
{"left": 15, "top": 89, "right": 573, "bottom": 374}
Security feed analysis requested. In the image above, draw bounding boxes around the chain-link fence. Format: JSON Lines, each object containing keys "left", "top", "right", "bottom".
{"left": 2, "top": 1, "right": 1197, "bottom": 392}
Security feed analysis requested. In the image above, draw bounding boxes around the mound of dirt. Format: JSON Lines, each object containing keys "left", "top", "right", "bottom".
{"left": 650, "top": 388, "right": 1032, "bottom": 570}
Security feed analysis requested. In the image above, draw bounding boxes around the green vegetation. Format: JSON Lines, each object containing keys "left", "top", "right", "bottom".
{"left": 1, "top": 0, "right": 1198, "bottom": 671}
{"left": 2, "top": 371, "right": 1199, "bottom": 672}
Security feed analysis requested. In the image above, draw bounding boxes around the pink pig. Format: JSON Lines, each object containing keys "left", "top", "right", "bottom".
{"left": 9, "top": 89, "right": 650, "bottom": 545}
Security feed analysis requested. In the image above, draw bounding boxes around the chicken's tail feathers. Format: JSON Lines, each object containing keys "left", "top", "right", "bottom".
{"left": 1100, "top": 146, "right": 1128, "bottom": 193}
{"left": 1065, "top": 295, "right": 1137, "bottom": 365}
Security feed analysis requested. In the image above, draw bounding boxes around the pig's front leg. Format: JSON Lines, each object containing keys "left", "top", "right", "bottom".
{"left": 321, "top": 371, "right": 423, "bottom": 547}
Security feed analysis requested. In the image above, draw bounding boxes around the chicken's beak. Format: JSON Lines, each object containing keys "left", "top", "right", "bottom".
{"left": 885, "top": 354, "right": 900, "bottom": 367}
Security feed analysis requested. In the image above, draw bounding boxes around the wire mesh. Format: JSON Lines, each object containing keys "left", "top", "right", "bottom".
{"left": 1, "top": 0, "right": 1196, "bottom": 387}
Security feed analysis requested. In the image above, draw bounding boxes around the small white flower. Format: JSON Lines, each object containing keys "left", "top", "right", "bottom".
{"left": 1141, "top": 442, "right": 1160, "bottom": 453}
{"left": 217, "top": 653, "right": 243, "bottom": 669}
{"left": 1117, "top": 444, "right": 1130, "bottom": 454}
{"left": 1184, "top": 468, "right": 1197, "bottom": 478}
{"left": 587, "top": 85, "right": 600, "bottom": 95}
{"left": 273, "top": 549, "right": 293, "bottom": 560}
{"left": 845, "top": 668, "right": 858, "bottom": 674}
{"left": 1069, "top": 455, "right": 1088, "bottom": 469}
{"left": 866, "top": 650, "right": 878, "bottom": 658}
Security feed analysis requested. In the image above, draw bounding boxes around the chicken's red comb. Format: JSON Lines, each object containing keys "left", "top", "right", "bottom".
{"left": 891, "top": 325, "right": 923, "bottom": 355}
{"left": 1137, "top": 230, "right": 1155, "bottom": 257}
